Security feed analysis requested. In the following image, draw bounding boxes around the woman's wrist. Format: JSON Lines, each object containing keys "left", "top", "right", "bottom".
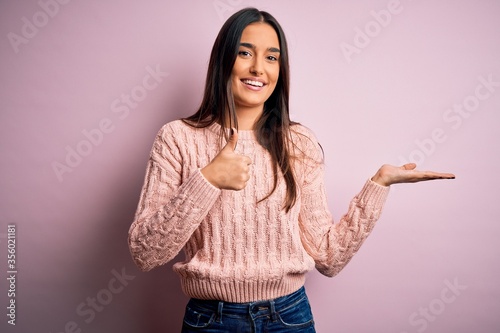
{"left": 200, "top": 165, "right": 218, "bottom": 188}
{"left": 371, "top": 170, "right": 390, "bottom": 187}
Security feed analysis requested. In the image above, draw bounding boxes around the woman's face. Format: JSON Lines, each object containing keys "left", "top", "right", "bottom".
{"left": 231, "top": 22, "right": 280, "bottom": 114}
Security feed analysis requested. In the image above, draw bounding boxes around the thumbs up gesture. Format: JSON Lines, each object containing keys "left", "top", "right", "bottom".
{"left": 201, "top": 129, "right": 252, "bottom": 191}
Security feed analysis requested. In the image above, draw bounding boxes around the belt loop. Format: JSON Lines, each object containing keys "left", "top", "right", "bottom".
{"left": 216, "top": 301, "right": 224, "bottom": 323}
{"left": 269, "top": 300, "right": 278, "bottom": 322}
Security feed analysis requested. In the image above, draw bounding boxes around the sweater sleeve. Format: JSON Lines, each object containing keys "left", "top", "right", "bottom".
{"left": 297, "top": 135, "right": 390, "bottom": 278}
{"left": 128, "top": 124, "right": 221, "bottom": 271}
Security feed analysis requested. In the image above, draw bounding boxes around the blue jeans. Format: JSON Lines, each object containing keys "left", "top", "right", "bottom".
{"left": 181, "top": 286, "right": 316, "bottom": 333}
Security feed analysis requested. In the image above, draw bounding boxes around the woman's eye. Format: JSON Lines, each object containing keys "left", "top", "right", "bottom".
{"left": 267, "top": 55, "right": 278, "bottom": 61}
{"left": 238, "top": 51, "right": 251, "bottom": 57}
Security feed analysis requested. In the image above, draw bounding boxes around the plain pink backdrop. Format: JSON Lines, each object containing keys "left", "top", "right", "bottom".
{"left": 1, "top": 0, "right": 499, "bottom": 332}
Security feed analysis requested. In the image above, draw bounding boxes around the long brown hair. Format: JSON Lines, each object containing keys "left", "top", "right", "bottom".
{"left": 183, "top": 8, "right": 298, "bottom": 211}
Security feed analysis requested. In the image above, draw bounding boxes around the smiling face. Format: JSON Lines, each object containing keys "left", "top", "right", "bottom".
{"left": 231, "top": 22, "right": 281, "bottom": 117}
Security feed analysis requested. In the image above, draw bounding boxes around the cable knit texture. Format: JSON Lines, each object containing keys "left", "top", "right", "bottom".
{"left": 128, "top": 120, "right": 390, "bottom": 302}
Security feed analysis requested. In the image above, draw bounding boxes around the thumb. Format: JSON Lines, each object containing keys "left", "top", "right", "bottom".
{"left": 401, "top": 163, "right": 417, "bottom": 170}
{"left": 223, "top": 128, "right": 238, "bottom": 151}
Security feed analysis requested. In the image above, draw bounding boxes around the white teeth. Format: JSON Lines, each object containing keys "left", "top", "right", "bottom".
{"left": 243, "top": 79, "right": 264, "bottom": 87}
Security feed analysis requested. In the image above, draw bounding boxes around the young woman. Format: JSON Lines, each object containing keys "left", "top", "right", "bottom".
{"left": 128, "top": 8, "right": 454, "bottom": 332}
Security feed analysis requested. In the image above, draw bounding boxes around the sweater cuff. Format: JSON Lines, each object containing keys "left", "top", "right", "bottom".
{"left": 356, "top": 179, "right": 390, "bottom": 208}
{"left": 182, "top": 169, "right": 221, "bottom": 209}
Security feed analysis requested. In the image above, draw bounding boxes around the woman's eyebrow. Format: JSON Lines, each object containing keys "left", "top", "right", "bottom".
{"left": 240, "top": 42, "right": 281, "bottom": 53}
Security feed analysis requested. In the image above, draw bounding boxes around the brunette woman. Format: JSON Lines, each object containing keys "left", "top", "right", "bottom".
{"left": 128, "top": 8, "right": 454, "bottom": 332}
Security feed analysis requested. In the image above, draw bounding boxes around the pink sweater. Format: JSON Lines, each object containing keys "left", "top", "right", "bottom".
{"left": 128, "top": 120, "right": 389, "bottom": 303}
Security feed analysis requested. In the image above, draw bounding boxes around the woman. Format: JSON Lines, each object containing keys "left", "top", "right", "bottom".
{"left": 128, "top": 7, "right": 454, "bottom": 332}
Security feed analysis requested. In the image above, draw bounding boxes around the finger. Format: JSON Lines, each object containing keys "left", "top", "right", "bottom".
{"left": 401, "top": 163, "right": 417, "bottom": 171}
{"left": 425, "top": 171, "right": 456, "bottom": 180}
{"left": 223, "top": 128, "right": 238, "bottom": 151}
{"left": 408, "top": 171, "right": 455, "bottom": 183}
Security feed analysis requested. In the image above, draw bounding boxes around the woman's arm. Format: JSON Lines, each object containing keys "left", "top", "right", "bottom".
{"left": 297, "top": 132, "right": 454, "bottom": 277}
{"left": 299, "top": 165, "right": 389, "bottom": 277}
{"left": 128, "top": 124, "right": 221, "bottom": 272}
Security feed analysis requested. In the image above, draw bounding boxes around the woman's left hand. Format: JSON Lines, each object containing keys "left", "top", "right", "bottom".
{"left": 371, "top": 163, "right": 455, "bottom": 187}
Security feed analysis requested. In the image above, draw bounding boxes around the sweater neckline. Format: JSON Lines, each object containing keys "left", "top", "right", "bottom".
{"left": 207, "top": 122, "right": 257, "bottom": 141}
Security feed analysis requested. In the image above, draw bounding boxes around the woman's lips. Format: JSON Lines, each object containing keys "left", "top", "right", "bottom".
{"left": 241, "top": 78, "right": 266, "bottom": 91}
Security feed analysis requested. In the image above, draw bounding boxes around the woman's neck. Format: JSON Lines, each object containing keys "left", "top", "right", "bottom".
{"left": 234, "top": 105, "right": 263, "bottom": 130}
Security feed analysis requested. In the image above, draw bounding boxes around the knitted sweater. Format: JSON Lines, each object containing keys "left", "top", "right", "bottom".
{"left": 128, "top": 120, "right": 389, "bottom": 303}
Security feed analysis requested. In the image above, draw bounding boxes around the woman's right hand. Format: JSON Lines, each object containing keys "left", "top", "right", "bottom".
{"left": 201, "top": 129, "right": 252, "bottom": 191}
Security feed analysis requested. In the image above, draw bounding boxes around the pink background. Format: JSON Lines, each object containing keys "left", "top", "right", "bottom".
{"left": 1, "top": 0, "right": 499, "bottom": 332}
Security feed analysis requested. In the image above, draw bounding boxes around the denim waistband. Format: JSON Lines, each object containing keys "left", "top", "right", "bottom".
{"left": 188, "top": 286, "right": 307, "bottom": 319}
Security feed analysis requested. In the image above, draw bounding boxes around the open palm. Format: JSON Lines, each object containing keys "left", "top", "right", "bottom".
{"left": 371, "top": 163, "right": 455, "bottom": 187}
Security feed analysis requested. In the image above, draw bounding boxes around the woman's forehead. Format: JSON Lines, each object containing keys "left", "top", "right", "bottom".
{"left": 240, "top": 23, "right": 279, "bottom": 49}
